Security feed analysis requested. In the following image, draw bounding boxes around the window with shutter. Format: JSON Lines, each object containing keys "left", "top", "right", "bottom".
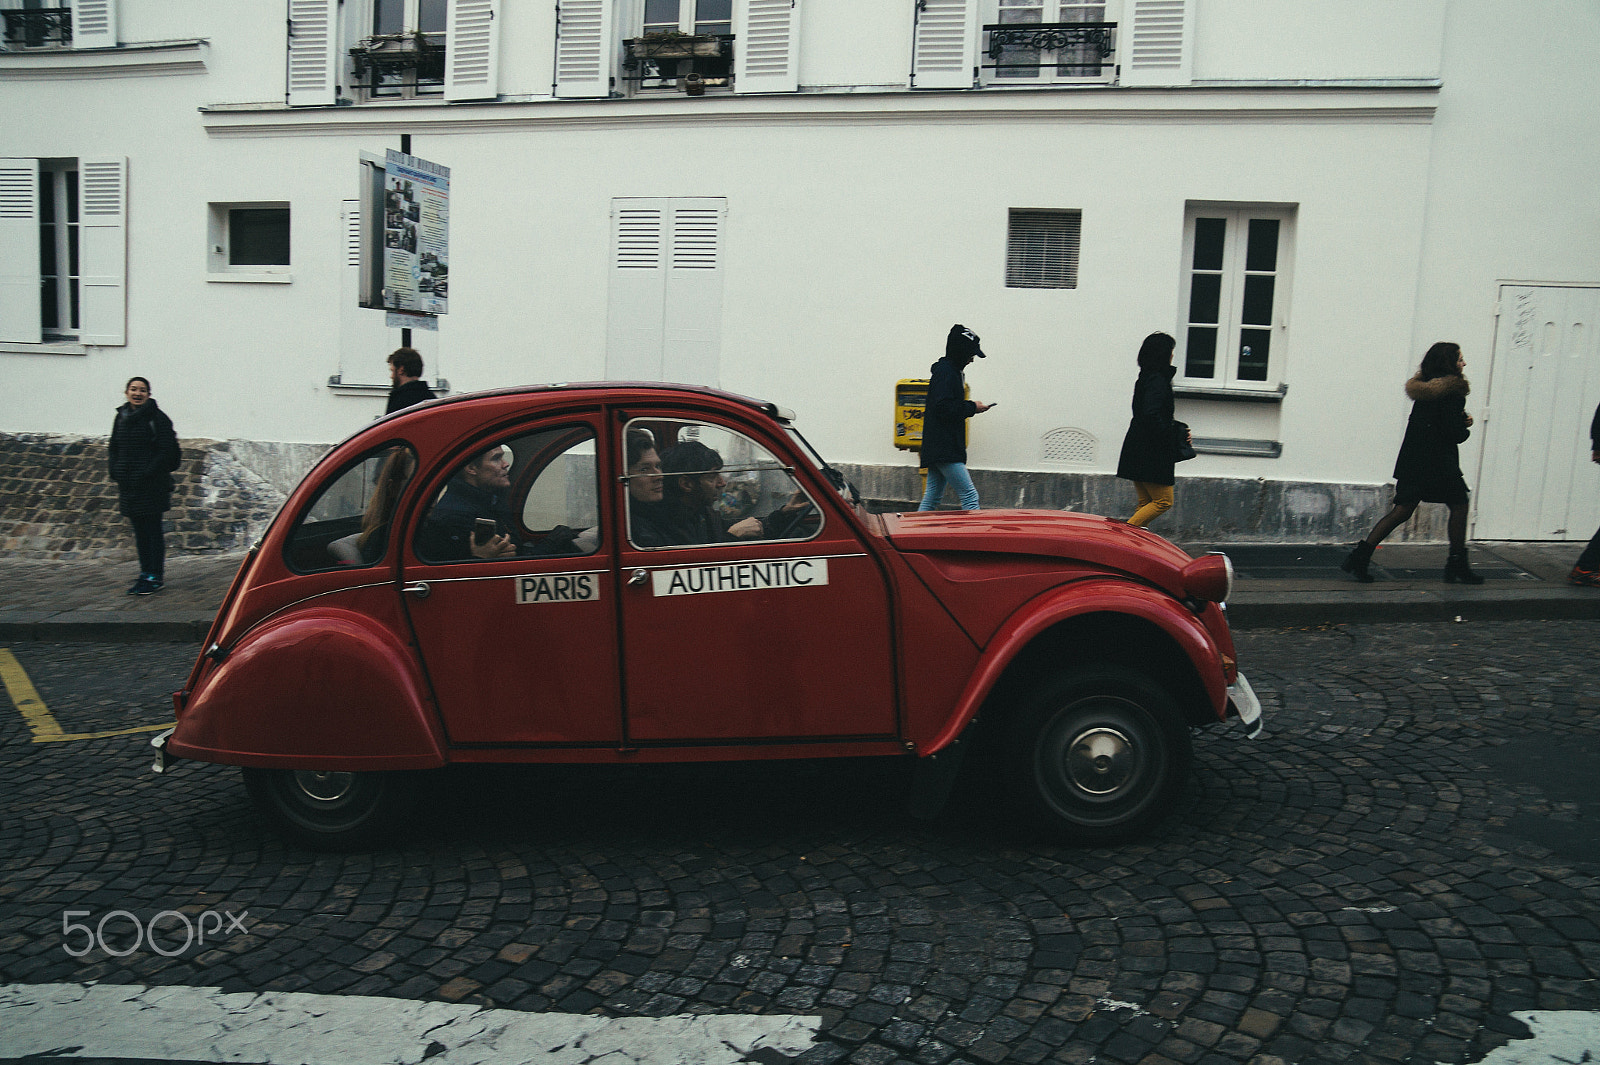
{"left": 555, "top": 0, "right": 616, "bottom": 98}
{"left": 287, "top": 0, "right": 340, "bottom": 106}
{"left": 1006, "top": 209, "right": 1080, "bottom": 290}
{"left": 982, "top": 0, "right": 1115, "bottom": 85}
{"left": 0, "top": 158, "right": 43, "bottom": 345}
{"left": 912, "top": 0, "right": 979, "bottom": 89}
{"left": 1121, "top": 0, "right": 1190, "bottom": 85}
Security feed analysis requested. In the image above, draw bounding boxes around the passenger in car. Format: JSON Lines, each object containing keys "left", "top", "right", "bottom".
{"left": 637, "top": 440, "right": 809, "bottom": 547}
{"left": 418, "top": 445, "right": 584, "bottom": 562}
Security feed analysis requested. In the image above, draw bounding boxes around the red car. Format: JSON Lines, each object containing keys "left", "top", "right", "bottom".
{"left": 153, "top": 384, "right": 1262, "bottom": 848}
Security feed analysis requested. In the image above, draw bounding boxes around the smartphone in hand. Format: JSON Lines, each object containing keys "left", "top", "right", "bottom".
{"left": 473, "top": 518, "right": 497, "bottom": 546}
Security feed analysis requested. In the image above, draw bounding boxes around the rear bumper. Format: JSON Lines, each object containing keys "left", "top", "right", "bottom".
{"left": 1227, "top": 672, "right": 1264, "bottom": 739}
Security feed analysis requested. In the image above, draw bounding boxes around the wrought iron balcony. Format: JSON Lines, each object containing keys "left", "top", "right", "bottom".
{"left": 983, "top": 21, "right": 1117, "bottom": 79}
{"left": 349, "top": 33, "right": 446, "bottom": 86}
{"left": 2, "top": 7, "right": 73, "bottom": 49}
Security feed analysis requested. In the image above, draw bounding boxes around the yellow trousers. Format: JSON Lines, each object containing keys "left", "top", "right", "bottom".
{"left": 1128, "top": 482, "right": 1174, "bottom": 528}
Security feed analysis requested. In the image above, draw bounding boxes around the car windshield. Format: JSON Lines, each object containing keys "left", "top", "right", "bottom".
{"left": 784, "top": 424, "right": 858, "bottom": 504}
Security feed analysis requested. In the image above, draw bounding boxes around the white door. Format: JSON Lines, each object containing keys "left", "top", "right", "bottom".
{"left": 1475, "top": 284, "right": 1600, "bottom": 540}
{"left": 605, "top": 197, "right": 725, "bottom": 387}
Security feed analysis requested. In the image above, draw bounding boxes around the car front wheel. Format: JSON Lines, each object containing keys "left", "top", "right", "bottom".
{"left": 242, "top": 767, "right": 420, "bottom": 850}
{"left": 1007, "top": 667, "right": 1193, "bottom": 844}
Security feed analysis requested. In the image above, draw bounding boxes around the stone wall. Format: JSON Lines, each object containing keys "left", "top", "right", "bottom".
{"left": 0, "top": 432, "right": 320, "bottom": 561}
{"left": 0, "top": 429, "right": 1452, "bottom": 559}
{"left": 837, "top": 462, "right": 1454, "bottom": 543}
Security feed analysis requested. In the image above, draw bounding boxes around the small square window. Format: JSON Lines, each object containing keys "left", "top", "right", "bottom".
{"left": 1006, "top": 208, "right": 1080, "bottom": 289}
{"left": 208, "top": 202, "right": 291, "bottom": 282}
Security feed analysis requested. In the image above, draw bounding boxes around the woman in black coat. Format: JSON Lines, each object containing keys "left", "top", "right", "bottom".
{"left": 108, "top": 376, "right": 181, "bottom": 595}
{"left": 1116, "top": 332, "right": 1188, "bottom": 528}
{"left": 1341, "top": 342, "right": 1482, "bottom": 584}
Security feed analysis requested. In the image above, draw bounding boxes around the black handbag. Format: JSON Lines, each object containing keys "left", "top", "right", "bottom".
{"left": 1172, "top": 420, "right": 1197, "bottom": 462}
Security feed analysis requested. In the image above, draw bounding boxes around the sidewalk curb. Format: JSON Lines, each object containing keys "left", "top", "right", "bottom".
{"left": 0, "top": 612, "right": 213, "bottom": 643}
{"left": 1225, "top": 592, "right": 1600, "bottom": 628}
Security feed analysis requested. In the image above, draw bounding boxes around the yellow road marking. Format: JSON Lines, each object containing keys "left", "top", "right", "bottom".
{"left": 0, "top": 648, "right": 174, "bottom": 743}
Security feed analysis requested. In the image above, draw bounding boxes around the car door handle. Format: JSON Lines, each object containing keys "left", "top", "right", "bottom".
{"left": 403, "top": 581, "right": 431, "bottom": 599}
{"left": 628, "top": 569, "right": 649, "bottom": 586}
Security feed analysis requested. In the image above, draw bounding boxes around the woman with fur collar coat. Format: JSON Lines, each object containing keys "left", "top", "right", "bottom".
{"left": 1342, "top": 342, "right": 1483, "bottom": 584}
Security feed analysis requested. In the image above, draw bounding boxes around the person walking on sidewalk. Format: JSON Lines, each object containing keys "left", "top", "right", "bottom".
{"left": 1116, "top": 332, "right": 1191, "bottom": 529}
{"left": 1568, "top": 400, "right": 1600, "bottom": 587}
{"left": 1342, "top": 342, "right": 1483, "bottom": 584}
{"left": 918, "top": 325, "right": 995, "bottom": 511}
{"left": 108, "top": 376, "right": 181, "bottom": 595}
{"left": 385, "top": 346, "right": 436, "bottom": 414}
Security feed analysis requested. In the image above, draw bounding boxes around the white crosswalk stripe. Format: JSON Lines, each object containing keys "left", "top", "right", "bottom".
{"left": 0, "top": 982, "right": 821, "bottom": 1064}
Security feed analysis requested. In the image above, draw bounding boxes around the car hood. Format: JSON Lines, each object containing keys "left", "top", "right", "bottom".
{"left": 882, "top": 509, "right": 1196, "bottom": 589}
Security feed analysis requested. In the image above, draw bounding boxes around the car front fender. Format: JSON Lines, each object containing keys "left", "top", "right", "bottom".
{"left": 169, "top": 609, "right": 445, "bottom": 771}
{"left": 920, "top": 578, "right": 1230, "bottom": 755}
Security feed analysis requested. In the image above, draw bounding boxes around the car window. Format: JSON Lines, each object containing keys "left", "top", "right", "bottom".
{"left": 416, "top": 426, "right": 600, "bottom": 564}
{"left": 624, "top": 418, "right": 820, "bottom": 549}
{"left": 285, "top": 443, "right": 417, "bottom": 572}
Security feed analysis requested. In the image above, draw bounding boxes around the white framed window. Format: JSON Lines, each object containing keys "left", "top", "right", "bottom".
{"left": 355, "top": 0, "right": 446, "bottom": 99}
{"left": 0, "top": 155, "right": 124, "bottom": 348}
{"left": 208, "top": 202, "right": 291, "bottom": 283}
{"left": 1006, "top": 208, "right": 1080, "bottom": 289}
{"left": 1178, "top": 204, "right": 1295, "bottom": 391}
{"left": 983, "top": 0, "right": 1116, "bottom": 85}
{"left": 287, "top": 0, "right": 498, "bottom": 106}
{"left": 1, "top": 0, "right": 116, "bottom": 50}
{"left": 557, "top": 0, "right": 797, "bottom": 100}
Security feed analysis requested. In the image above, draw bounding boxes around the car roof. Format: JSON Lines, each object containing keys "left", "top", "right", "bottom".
{"left": 379, "top": 382, "right": 794, "bottom": 426}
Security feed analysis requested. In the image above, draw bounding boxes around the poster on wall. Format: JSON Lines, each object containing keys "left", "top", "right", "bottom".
{"left": 358, "top": 150, "right": 449, "bottom": 316}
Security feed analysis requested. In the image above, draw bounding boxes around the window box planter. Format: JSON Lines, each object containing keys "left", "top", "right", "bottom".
{"left": 627, "top": 34, "right": 727, "bottom": 60}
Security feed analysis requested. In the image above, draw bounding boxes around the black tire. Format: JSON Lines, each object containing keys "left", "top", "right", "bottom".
{"left": 242, "top": 767, "right": 420, "bottom": 850}
{"left": 1005, "top": 667, "right": 1193, "bottom": 844}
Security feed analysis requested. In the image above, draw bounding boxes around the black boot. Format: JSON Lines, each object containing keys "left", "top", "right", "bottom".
{"left": 1341, "top": 540, "right": 1376, "bottom": 583}
{"left": 1444, "top": 548, "right": 1484, "bottom": 585}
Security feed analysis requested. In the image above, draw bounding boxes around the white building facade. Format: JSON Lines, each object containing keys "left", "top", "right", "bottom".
{"left": 2, "top": 0, "right": 1597, "bottom": 542}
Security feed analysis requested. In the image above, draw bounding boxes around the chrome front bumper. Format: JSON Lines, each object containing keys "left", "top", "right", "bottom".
{"left": 1227, "top": 672, "right": 1264, "bottom": 739}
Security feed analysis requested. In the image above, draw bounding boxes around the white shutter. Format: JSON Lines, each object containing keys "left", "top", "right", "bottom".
{"left": 733, "top": 0, "right": 798, "bottom": 95}
{"left": 446, "top": 0, "right": 500, "bottom": 101}
{"left": 1121, "top": 0, "right": 1192, "bottom": 86}
{"left": 287, "top": 0, "right": 340, "bottom": 107}
{"left": 554, "top": 0, "right": 615, "bottom": 99}
{"left": 606, "top": 201, "right": 668, "bottom": 381}
{"left": 911, "top": 0, "right": 977, "bottom": 90}
{"left": 78, "top": 158, "right": 127, "bottom": 346}
{"left": 662, "top": 201, "right": 724, "bottom": 387}
{"left": 72, "top": 0, "right": 118, "bottom": 48}
{"left": 0, "top": 159, "right": 43, "bottom": 345}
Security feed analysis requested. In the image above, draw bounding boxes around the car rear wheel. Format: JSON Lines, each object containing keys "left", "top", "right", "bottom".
{"left": 242, "top": 767, "right": 420, "bottom": 850}
{"left": 1006, "top": 667, "right": 1192, "bottom": 844}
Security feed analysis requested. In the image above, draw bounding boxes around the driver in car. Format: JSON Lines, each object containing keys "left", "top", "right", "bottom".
{"left": 633, "top": 440, "right": 811, "bottom": 548}
{"left": 418, "top": 445, "right": 582, "bottom": 561}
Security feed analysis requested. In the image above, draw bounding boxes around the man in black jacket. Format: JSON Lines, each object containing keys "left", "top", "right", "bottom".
{"left": 1570, "top": 401, "right": 1600, "bottom": 587}
{"left": 917, "top": 324, "right": 995, "bottom": 511}
{"left": 385, "top": 347, "right": 436, "bottom": 414}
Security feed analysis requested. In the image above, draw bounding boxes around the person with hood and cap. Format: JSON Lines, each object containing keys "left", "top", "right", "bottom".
{"left": 917, "top": 324, "right": 995, "bottom": 511}
{"left": 108, "top": 376, "right": 182, "bottom": 595}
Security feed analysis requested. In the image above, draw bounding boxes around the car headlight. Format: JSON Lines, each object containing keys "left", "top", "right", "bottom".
{"left": 1181, "top": 551, "right": 1233, "bottom": 603}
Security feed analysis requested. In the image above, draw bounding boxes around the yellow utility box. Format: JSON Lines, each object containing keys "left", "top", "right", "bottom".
{"left": 894, "top": 378, "right": 969, "bottom": 453}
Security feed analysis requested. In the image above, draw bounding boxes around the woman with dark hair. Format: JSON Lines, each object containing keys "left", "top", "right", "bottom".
{"left": 1115, "top": 332, "right": 1189, "bottom": 528}
{"left": 1342, "top": 342, "right": 1483, "bottom": 583}
{"left": 107, "top": 376, "right": 181, "bottom": 595}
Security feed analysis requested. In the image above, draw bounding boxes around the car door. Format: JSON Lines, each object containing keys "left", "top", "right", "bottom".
{"left": 614, "top": 411, "right": 898, "bottom": 743}
{"left": 400, "top": 414, "right": 623, "bottom": 746}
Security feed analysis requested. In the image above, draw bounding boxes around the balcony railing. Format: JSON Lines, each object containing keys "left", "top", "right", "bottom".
{"left": 620, "top": 33, "right": 734, "bottom": 90}
{"left": 983, "top": 21, "right": 1117, "bottom": 79}
{"left": 2, "top": 8, "right": 73, "bottom": 49}
{"left": 349, "top": 33, "right": 446, "bottom": 88}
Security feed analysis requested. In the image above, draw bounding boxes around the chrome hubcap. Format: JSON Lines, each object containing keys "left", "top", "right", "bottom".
{"left": 1065, "top": 727, "right": 1135, "bottom": 795}
{"left": 292, "top": 770, "right": 356, "bottom": 804}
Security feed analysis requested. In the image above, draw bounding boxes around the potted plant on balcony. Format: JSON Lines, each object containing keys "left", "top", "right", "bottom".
{"left": 628, "top": 30, "right": 725, "bottom": 60}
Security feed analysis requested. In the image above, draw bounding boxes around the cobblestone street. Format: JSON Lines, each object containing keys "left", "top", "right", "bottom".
{"left": 1, "top": 621, "right": 1597, "bottom": 1064}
